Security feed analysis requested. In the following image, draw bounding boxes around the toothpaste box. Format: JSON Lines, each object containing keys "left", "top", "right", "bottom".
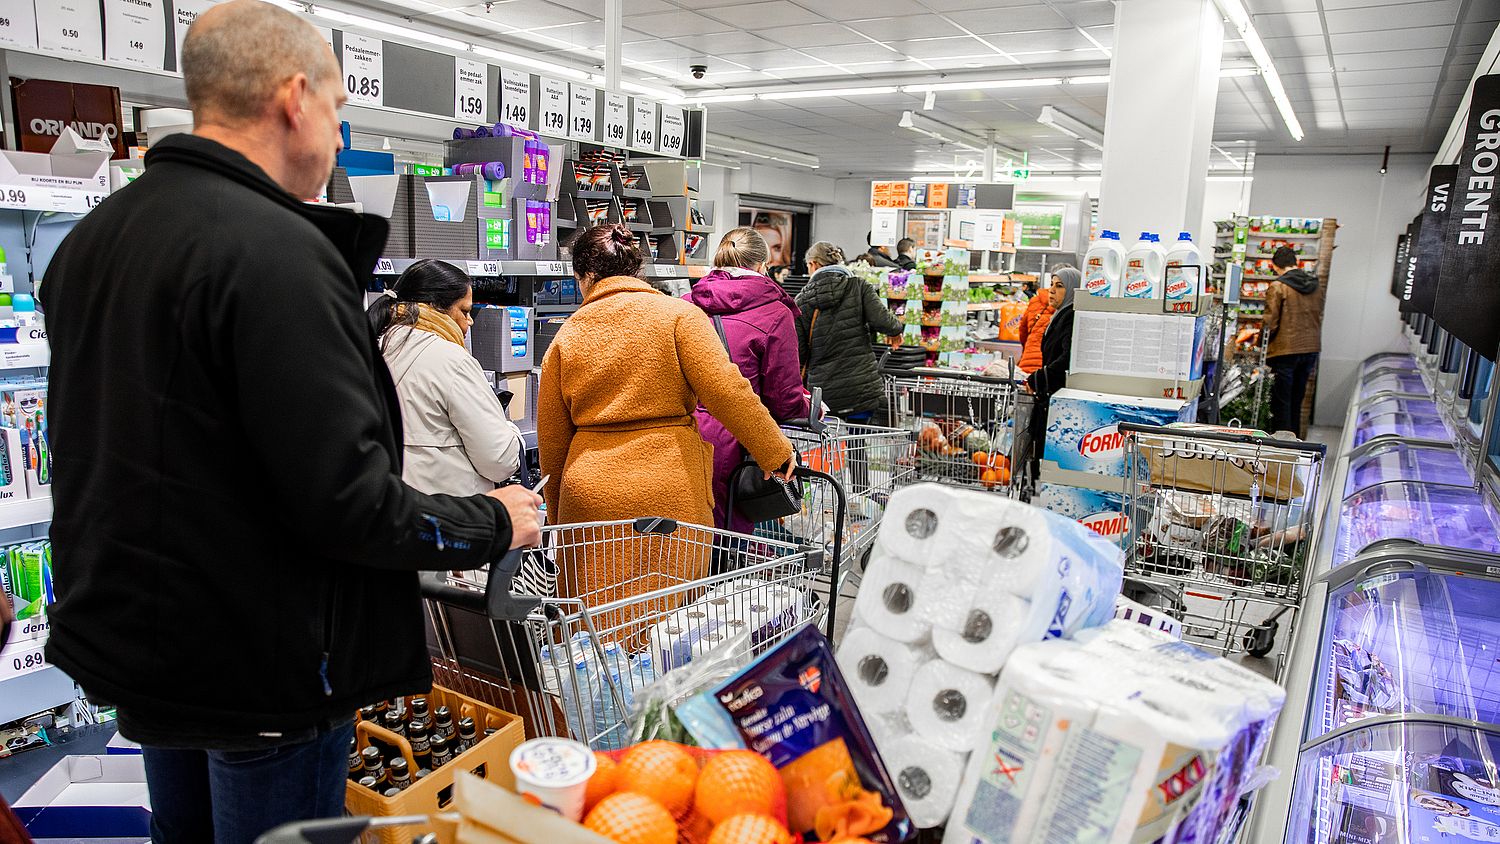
{"left": 1042, "top": 388, "right": 1194, "bottom": 479}
{"left": 1034, "top": 482, "right": 1130, "bottom": 548}
{"left": 0, "top": 383, "right": 49, "bottom": 498}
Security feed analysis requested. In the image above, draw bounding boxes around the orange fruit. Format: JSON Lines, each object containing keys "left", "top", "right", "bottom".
{"left": 618, "top": 741, "right": 700, "bottom": 818}
{"left": 993, "top": 454, "right": 1010, "bottom": 469}
{"left": 707, "top": 814, "right": 793, "bottom": 844}
{"left": 585, "top": 793, "right": 678, "bottom": 844}
{"left": 997, "top": 466, "right": 1012, "bottom": 485}
{"left": 694, "top": 750, "right": 784, "bottom": 825}
{"left": 981, "top": 468, "right": 1000, "bottom": 490}
{"left": 971, "top": 451, "right": 989, "bottom": 466}
{"left": 584, "top": 753, "right": 619, "bottom": 815}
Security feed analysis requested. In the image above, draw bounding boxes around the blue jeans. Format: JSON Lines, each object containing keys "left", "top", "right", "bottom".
{"left": 141, "top": 720, "right": 354, "bottom": 844}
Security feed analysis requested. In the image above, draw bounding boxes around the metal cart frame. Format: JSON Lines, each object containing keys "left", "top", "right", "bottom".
{"left": 885, "top": 367, "right": 1027, "bottom": 495}
{"left": 421, "top": 519, "right": 822, "bottom": 751}
{"left": 1118, "top": 422, "right": 1327, "bottom": 675}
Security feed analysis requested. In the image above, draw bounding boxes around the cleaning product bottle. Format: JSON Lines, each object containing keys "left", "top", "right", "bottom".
{"left": 0, "top": 247, "right": 12, "bottom": 294}
{"left": 12, "top": 294, "right": 34, "bottom": 326}
{"left": 1122, "top": 232, "right": 1165, "bottom": 299}
{"left": 1164, "top": 232, "right": 1203, "bottom": 301}
{"left": 1082, "top": 230, "right": 1125, "bottom": 297}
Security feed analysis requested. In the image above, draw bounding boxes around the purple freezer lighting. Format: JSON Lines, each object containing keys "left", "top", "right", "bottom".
{"left": 1346, "top": 442, "right": 1472, "bottom": 495}
{"left": 1360, "top": 354, "right": 1419, "bottom": 375}
{"left": 1358, "top": 371, "right": 1430, "bottom": 400}
{"left": 1356, "top": 396, "right": 1442, "bottom": 427}
{"left": 1353, "top": 412, "right": 1450, "bottom": 447}
{"left": 1334, "top": 480, "right": 1500, "bottom": 566}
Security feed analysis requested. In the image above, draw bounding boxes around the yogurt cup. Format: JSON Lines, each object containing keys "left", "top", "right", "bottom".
{"left": 509, "top": 737, "right": 597, "bottom": 820}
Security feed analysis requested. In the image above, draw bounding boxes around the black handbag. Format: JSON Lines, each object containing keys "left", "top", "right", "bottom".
{"left": 710, "top": 315, "right": 803, "bottom": 522}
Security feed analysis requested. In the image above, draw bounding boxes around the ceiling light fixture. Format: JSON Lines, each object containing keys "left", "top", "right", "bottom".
{"left": 901, "top": 77, "right": 1061, "bottom": 93}
{"left": 470, "top": 44, "right": 592, "bottom": 81}
{"left": 311, "top": 7, "right": 470, "bottom": 51}
{"left": 899, "top": 110, "right": 987, "bottom": 152}
{"left": 1212, "top": 0, "right": 1304, "bottom": 141}
{"left": 1219, "top": 67, "right": 1259, "bottom": 78}
{"left": 759, "top": 86, "right": 899, "bottom": 100}
{"left": 620, "top": 80, "right": 686, "bottom": 102}
{"left": 687, "top": 93, "right": 759, "bottom": 104}
{"left": 1037, "top": 105, "right": 1105, "bottom": 151}
{"left": 1065, "top": 75, "right": 1111, "bottom": 85}
{"left": 705, "top": 138, "right": 820, "bottom": 169}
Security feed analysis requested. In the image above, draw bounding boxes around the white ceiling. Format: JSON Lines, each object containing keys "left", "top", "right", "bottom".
{"left": 338, "top": 0, "right": 1500, "bottom": 176}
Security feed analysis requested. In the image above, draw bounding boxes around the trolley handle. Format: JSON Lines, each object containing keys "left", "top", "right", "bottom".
{"left": 418, "top": 544, "right": 542, "bottom": 622}
{"left": 1116, "top": 422, "right": 1328, "bottom": 456}
{"left": 910, "top": 366, "right": 1013, "bottom": 385}
{"left": 779, "top": 387, "right": 827, "bottom": 435}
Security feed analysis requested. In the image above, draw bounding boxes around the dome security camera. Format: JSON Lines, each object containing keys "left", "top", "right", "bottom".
{"left": 691, "top": 64, "right": 707, "bottom": 79}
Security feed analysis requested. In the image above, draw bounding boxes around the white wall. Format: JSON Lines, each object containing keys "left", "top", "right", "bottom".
{"left": 1248, "top": 153, "right": 1428, "bottom": 422}
{"left": 814, "top": 179, "right": 877, "bottom": 257}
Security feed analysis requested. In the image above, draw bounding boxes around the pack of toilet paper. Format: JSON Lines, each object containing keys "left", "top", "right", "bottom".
{"left": 836, "top": 484, "right": 1125, "bottom": 829}
{"left": 648, "top": 579, "right": 804, "bottom": 671}
{"left": 942, "top": 620, "right": 1285, "bottom": 844}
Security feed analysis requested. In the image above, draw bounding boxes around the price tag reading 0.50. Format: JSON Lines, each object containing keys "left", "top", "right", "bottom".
{"left": 347, "top": 75, "right": 381, "bottom": 99}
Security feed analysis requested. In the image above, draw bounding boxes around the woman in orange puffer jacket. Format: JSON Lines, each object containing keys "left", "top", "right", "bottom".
{"left": 1018, "top": 290, "right": 1053, "bottom": 373}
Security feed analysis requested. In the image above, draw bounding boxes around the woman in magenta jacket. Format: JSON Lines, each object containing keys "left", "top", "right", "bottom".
{"left": 688, "top": 227, "right": 812, "bottom": 532}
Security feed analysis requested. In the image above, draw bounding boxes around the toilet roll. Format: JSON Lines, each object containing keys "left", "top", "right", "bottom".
{"left": 932, "top": 590, "right": 1030, "bottom": 674}
{"left": 854, "top": 552, "right": 932, "bottom": 642}
{"left": 876, "top": 484, "right": 960, "bottom": 564}
{"left": 905, "top": 660, "right": 994, "bottom": 753}
{"left": 882, "top": 735, "right": 965, "bottom": 828}
{"left": 837, "top": 626, "right": 929, "bottom": 714}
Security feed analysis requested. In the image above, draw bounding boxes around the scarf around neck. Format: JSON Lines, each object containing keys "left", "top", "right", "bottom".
{"left": 401, "top": 302, "right": 465, "bottom": 346}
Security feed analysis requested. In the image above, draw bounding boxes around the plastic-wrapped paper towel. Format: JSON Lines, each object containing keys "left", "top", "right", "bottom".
{"left": 942, "top": 620, "right": 1285, "bottom": 844}
{"left": 905, "top": 660, "right": 995, "bottom": 753}
{"left": 854, "top": 551, "right": 934, "bottom": 642}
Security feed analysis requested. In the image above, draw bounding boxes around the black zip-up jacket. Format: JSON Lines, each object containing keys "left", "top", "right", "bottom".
{"left": 40, "top": 135, "right": 514, "bottom": 742}
{"left": 795, "top": 266, "right": 904, "bottom": 415}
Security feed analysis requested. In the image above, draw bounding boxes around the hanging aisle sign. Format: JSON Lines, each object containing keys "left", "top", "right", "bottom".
{"left": 603, "top": 92, "right": 628, "bottom": 146}
{"left": 1407, "top": 164, "right": 1455, "bottom": 316}
{"left": 538, "top": 77, "right": 568, "bottom": 137}
{"left": 568, "top": 83, "right": 597, "bottom": 142}
{"left": 454, "top": 58, "right": 487, "bottom": 123}
{"left": 1391, "top": 232, "right": 1409, "bottom": 300}
{"left": 1437, "top": 74, "right": 1500, "bottom": 360}
{"left": 104, "top": 0, "right": 167, "bottom": 70}
{"left": 341, "top": 33, "right": 384, "bottom": 107}
{"left": 0, "top": 1, "right": 38, "bottom": 51}
{"left": 500, "top": 68, "right": 531, "bottom": 130}
{"left": 36, "top": 0, "right": 104, "bottom": 60}
{"left": 631, "top": 99, "right": 657, "bottom": 152}
{"left": 659, "top": 107, "right": 685, "bottom": 156}
{"left": 1400, "top": 217, "right": 1419, "bottom": 314}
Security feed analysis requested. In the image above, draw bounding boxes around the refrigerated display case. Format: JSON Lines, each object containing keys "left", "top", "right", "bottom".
{"left": 1360, "top": 353, "right": 1420, "bottom": 376}
{"left": 1356, "top": 395, "right": 1442, "bottom": 427}
{"left": 1357, "top": 369, "right": 1429, "bottom": 400}
{"left": 1344, "top": 440, "right": 1471, "bottom": 496}
{"left": 1332, "top": 480, "right": 1500, "bottom": 566}
{"left": 1353, "top": 411, "right": 1451, "bottom": 447}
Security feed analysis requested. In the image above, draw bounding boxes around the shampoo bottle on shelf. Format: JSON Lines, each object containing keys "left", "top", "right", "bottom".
{"left": 1164, "top": 232, "right": 1202, "bottom": 301}
{"left": 1122, "top": 232, "right": 1165, "bottom": 299}
{"left": 1082, "top": 230, "right": 1125, "bottom": 297}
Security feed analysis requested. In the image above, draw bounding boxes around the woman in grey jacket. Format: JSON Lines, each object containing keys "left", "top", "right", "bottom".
{"left": 795, "top": 241, "right": 904, "bottom": 420}
{"left": 369, "top": 260, "right": 524, "bottom": 495}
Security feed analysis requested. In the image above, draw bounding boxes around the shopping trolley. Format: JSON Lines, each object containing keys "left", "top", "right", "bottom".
{"left": 1118, "top": 422, "right": 1326, "bottom": 674}
{"left": 885, "top": 367, "right": 1025, "bottom": 495}
{"left": 422, "top": 519, "right": 823, "bottom": 751}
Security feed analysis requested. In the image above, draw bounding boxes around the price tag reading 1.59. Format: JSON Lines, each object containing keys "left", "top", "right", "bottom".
{"left": 454, "top": 58, "right": 488, "bottom": 123}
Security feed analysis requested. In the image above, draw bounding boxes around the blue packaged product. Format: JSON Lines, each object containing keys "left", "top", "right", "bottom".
{"left": 707, "top": 625, "right": 913, "bottom": 843}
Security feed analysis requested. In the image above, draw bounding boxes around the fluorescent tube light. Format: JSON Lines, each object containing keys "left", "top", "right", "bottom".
{"left": 312, "top": 8, "right": 469, "bottom": 51}
{"left": 902, "top": 78, "right": 1061, "bottom": 93}
{"left": 1065, "top": 75, "right": 1111, "bottom": 85}
{"left": 688, "top": 93, "right": 759, "bottom": 104}
{"left": 1220, "top": 67, "right": 1259, "bottom": 78}
{"left": 706, "top": 139, "right": 819, "bottom": 169}
{"left": 470, "top": 45, "right": 592, "bottom": 81}
{"left": 621, "top": 80, "right": 685, "bottom": 101}
{"left": 1213, "top": 0, "right": 1303, "bottom": 141}
{"left": 759, "top": 86, "right": 899, "bottom": 100}
{"left": 1037, "top": 105, "right": 1105, "bottom": 151}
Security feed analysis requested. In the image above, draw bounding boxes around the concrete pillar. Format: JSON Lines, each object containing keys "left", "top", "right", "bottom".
{"left": 604, "top": 0, "right": 623, "bottom": 91}
{"left": 1097, "top": 0, "right": 1224, "bottom": 242}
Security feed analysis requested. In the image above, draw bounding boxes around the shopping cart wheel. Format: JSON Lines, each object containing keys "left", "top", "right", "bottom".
{"left": 1243, "top": 621, "right": 1277, "bottom": 658}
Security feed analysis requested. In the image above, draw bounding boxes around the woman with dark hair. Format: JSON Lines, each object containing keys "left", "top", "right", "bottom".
{"left": 369, "top": 259, "right": 523, "bottom": 496}
{"left": 538, "top": 225, "right": 794, "bottom": 604}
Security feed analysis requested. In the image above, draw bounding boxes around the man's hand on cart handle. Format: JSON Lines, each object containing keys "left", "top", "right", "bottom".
{"left": 488, "top": 484, "right": 543, "bottom": 549}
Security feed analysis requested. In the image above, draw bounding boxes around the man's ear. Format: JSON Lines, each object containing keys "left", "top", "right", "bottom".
{"left": 282, "top": 73, "right": 311, "bottom": 130}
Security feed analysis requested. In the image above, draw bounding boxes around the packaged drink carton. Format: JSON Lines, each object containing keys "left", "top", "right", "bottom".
{"left": 1042, "top": 388, "right": 1194, "bottom": 478}
{"left": 1123, "top": 232, "right": 1165, "bottom": 299}
{"left": 1033, "top": 482, "right": 1130, "bottom": 548}
{"left": 1083, "top": 230, "right": 1124, "bottom": 297}
{"left": 1164, "top": 232, "right": 1202, "bottom": 301}
{"left": 7, "top": 542, "right": 46, "bottom": 619}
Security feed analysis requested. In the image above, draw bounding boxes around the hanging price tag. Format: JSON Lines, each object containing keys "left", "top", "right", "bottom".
{"left": 36, "top": 0, "right": 103, "bottom": 60}
{"left": 454, "top": 58, "right": 488, "bottom": 123}
{"left": 604, "top": 93, "right": 628, "bottom": 147}
{"left": 0, "top": 0, "right": 38, "bottom": 51}
{"left": 341, "top": 33, "right": 384, "bottom": 107}
{"left": 568, "top": 84, "right": 598, "bottom": 142}
{"left": 172, "top": 0, "right": 216, "bottom": 71}
{"left": 539, "top": 77, "right": 568, "bottom": 136}
{"left": 104, "top": 0, "right": 167, "bottom": 70}
{"left": 500, "top": 68, "right": 532, "bottom": 130}
{"left": 659, "top": 108, "right": 686, "bottom": 157}
{"left": 374, "top": 258, "right": 396, "bottom": 274}
{"left": 538, "top": 261, "right": 568, "bottom": 276}
{"left": 467, "top": 260, "right": 501, "bottom": 276}
{"left": 631, "top": 99, "right": 658, "bottom": 152}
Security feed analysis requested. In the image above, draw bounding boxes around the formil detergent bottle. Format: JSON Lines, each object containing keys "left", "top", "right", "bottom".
{"left": 1082, "top": 230, "right": 1125, "bottom": 297}
{"left": 1123, "top": 232, "right": 1165, "bottom": 299}
{"left": 1164, "top": 232, "right": 1203, "bottom": 301}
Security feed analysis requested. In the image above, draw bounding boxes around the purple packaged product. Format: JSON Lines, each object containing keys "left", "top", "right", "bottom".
{"left": 453, "top": 127, "right": 476, "bottom": 140}
{"left": 526, "top": 201, "right": 538, "bottom": 245}
{"left": 536, "top": 142, "right": 550, "bottom": 183}
{"left": 541, "top": 204, "right": 551, "bottom": 244}
{"left": 709, "top": 625, "right": 912, "bottom": 843}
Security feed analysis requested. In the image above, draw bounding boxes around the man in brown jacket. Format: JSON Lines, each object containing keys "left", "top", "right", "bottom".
{"left": 1264, "top": 245, "right": 1324, "bottom": 435}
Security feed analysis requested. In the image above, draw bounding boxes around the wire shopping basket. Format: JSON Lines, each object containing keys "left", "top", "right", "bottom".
{"left": 885, "top": 367, "right": 1023, "bottom": 494}
{"left": 1118, "top": 422, "right": 1326, "bottom": 671}
{"left": 422, "top": 519, "right": 823, "bottom": 751}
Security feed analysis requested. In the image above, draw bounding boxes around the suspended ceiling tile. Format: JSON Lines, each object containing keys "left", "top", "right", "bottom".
{"left": 811, "top": 0, "right": 919, "bottom": 17}
{"left": 848, "top": 14, "right": 968, "bottom": 40}
{"left": 816, "top": 42, "right": 907, "bottom": 62}
{"left": 1332, "top": 24, "right": 1454, "bottom": 51}
{"left": 1335, "top": 65, "right": 1443, "bottom": 86}
{"left": 755, "top": 22, "right": 868, "bottom": 47}
{"left": 714, "top": 48, "right": 813, "bottom": 69}
{"left": 987, "top": 29, "right": 1095, "bottom": 51}
{"left": 1339, "top": 81, "right": 1443, "bottom": 98}
{"left": 702, "top": 1, "right": 826, "bottom": 28}
{"left": 950, "top": 5, "right": 1073, "bottom": 33}
{"left": 628, "top": 10, "right": 737, "bottom": 36}
{"left": 894, "top": 36, "right": 994, "bottom": 58}
{"left": 1333, "top": 47, "right": 1449, "bottom": 71}
{"left": 621, "top": 39, "right": 702, "bottom": 61}
{"left": 547, "top": 0, "right": 678, "bottom": 12}
{"left": 1060, "top": 1, "right": 1117, "bottom": 28}
{"left": 494, "top": 0, "right": 597, "bottom": 28}
{"left": 1324, "top": 1, "right": 1460, "bottom": 32}
{"left": 670, "top": 30, "right": 782, "bottom": 52}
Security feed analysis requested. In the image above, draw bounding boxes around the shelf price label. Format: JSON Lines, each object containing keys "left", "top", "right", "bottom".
{"left": 454, "top": 58, "right": 488, "bottom": 123}
{"left": 36, "top": 0, "right": 103, "bottom": 60}
{"left": 104, "top": 0, "right": 166, "bottom": 70}
{"left": 466, "top": 261, "right": 501, "bottom": 276}
{"left": 500, "top": 68, "right": 532, "bottom": 130}
{"left": 0, "top": 0, "right": 38, "bottom": 50}
{"left": 659, "top": 107, "right": 686, "bottom": 157}
{"left": 539, "top": 77, "right": 568, "bottom": 136}
{"left": 0, "top": 637, "right": 47, "bottom": 683}
{"left": 604, "top": 92, "right": 628, "bottom": 147}
{"left": 341, "top": 33, "right": 383, "bottom": 107}
{"left": 374, "top": 258, "right": 396, "bottom": 275}
{"left": 631, "top": 99, "right": 658, "bottom": 152}
{"left": 538, "top": 261, "right": 568, "bottom": 276}
{"left": 172, "top": 0, "right": 215, "bottom": 71}
{"left": 568, "top": 84, "right": 598, "bottom": 142}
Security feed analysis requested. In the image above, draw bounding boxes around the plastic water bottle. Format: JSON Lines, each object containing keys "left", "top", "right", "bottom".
{"left": 1122, "top": 233, "right": 1165, "bottom": 299}
{"left": 1082, "top": 230, "right": 1125, "bottom": 297}
{"left": 594, "top": 642, "right": 632, "bottom": 750}
{"left": 567, "top": 655, "right": 599, "bottom": 744}
{"left": 1164, "top": 232, "right": 1203, "bottom": 301}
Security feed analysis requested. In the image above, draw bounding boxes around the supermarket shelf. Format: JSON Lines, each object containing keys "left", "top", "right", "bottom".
{"left": 0, "top": 496, "right": 51, "bottom": 530}
{"left": 0, "top": 342, "right": 48, "bottom": 370}
{"left": 1246, "top": 231, "right": 1321, "bottom": 239}
{"left": 967, "top": 302, "right": 1004, "bottom": 311}
{"left": 373, "top": 258, "right": 700, "bottom": 279}
{"left": 0, "top": 666, "right": 73, "bottom": 726}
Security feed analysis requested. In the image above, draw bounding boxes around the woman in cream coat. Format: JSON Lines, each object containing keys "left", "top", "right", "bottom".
{"left": 370, "top": 259, "right": 524, "bottom": 495}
